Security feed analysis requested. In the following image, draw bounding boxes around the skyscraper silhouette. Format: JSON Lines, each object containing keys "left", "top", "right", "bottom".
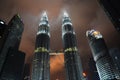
{"left": 0, "top": 14, "right": 25, "bottom": 80}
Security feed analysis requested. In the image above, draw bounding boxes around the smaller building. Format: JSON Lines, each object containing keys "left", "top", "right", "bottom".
{"left": 0, "top": 14, "right": 24, "bottom": 73}
{"left": 86, "top": 29, "right": 120, "bottom": 80}
{"left": 0, "top": 14, "right": 25, "bottom": 80}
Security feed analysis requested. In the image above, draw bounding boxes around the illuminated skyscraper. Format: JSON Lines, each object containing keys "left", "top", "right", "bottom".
{"left": 0, "top": 14, "right": 24, "bottom": 74}
{"left": 31, "top": 12, "right": 50, "bottom": 80}
{"left": 0, "top": 14, "right": 25, "bottom": 80}
{"left": 86, "top": 29, "right": 120, "bottom": 80}
{"left": 62, "top": 12, "right": 85, "bottom": 80}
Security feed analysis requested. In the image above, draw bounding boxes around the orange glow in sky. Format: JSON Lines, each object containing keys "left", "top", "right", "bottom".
{"left": 50, "top": 53, "right": 66, "bottom": 80}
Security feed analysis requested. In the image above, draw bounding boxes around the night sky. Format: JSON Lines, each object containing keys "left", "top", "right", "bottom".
{"left": 0, "top": 0, "right": 120, "bottom": 80}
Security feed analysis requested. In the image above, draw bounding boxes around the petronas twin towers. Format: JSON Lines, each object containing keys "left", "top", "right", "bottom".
{"left": 31, "top": 12, "right": 85, "bottom": 80}
{"left": 31, "top": 12, "right": 120, "bottom": 80}
{"left": 31, "top": 12, "right": 50, "bottom": 80}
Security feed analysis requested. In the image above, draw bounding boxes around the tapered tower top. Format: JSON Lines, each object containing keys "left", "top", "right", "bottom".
{"left": 39, "top": 11, "right": 49, "bottom": 26}
{"left": 62, "top": 11, "right": 72, "bottom": 26}
{"left": 86, "top": 29, "right": 103, "bottom": 40}
{"left": 37, "top": 11, "right": 50, "bottom": 36}
{"left": 63, "top": 11, "right": 69, "bottom": 18}
{"left": 41, "top": 11, "right": 48, "bottom": 21}
{"left": 62, "top": 12, "right": 75, "bottom": 37}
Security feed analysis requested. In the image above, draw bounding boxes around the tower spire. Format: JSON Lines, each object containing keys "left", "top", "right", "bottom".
{"left": 63, "top": 11, "right": 69, "bottom": 18}
{"left": 62, "top": 11, "right": 72, "bottom": 26}
{"left": 37, "top": 12, "right": 50, "bottom": 36}
{"left": 41, "top": 11, "right": 48, "bottom": 21}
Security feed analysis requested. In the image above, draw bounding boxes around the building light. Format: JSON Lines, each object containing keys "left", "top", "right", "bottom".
{"left": 92, "top": 31, "right": 103, "bottom": 39}
{"left": 83, "top": 72, "right": 87, "bottom": 77}
{"left": 86, "top": 29, "right": 103, "bottom": 39}
{"left": 0, "top": 21, "right": 4, "bottom": 24}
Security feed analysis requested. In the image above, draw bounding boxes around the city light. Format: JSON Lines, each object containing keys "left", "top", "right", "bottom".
{"left": 83, "top": 72, "right": 87, "bottom": 77}
{"left": 0, "top": 21, "right": 4, "bottom": 24}
{"left": 63, "top": 11, "right": 69, "bottom": 17}
{"left": 92, "top": 31, "right": 103, "bottom": 39}
{"left": 86, "top": 29, "right": 102, "bottom": 39}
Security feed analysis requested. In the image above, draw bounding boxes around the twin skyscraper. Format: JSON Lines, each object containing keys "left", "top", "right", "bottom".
{"left": 31, "top": 12, "right": 120, "bottom": 80}
{"left": 31, "top": 12, "right": 85, "bottom": 80}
